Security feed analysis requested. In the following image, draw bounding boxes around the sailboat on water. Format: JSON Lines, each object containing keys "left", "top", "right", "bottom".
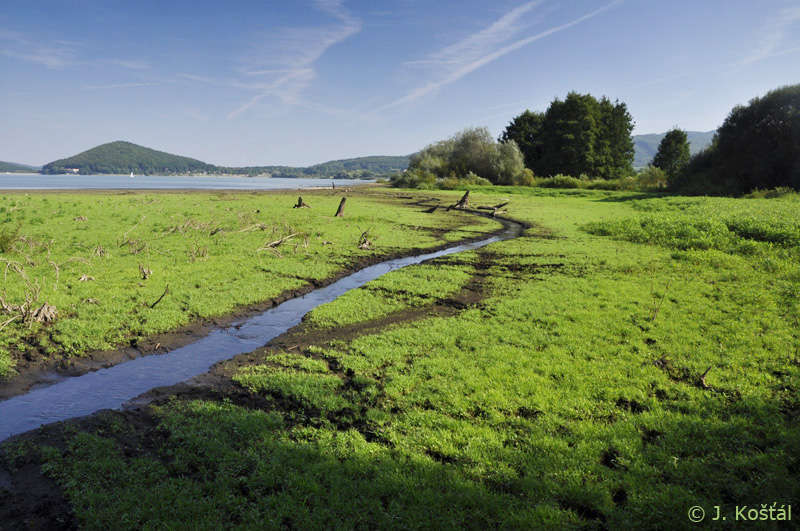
{"left": 130, "top": 171, "right": 134, "bottom": 178}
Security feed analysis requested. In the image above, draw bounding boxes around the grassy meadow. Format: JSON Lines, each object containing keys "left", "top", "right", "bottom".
{"left": 0, "top": 189, "right": 498, "bottom": 377}
{"left": 2, "top": 186, "right": 799, "bottom": 529}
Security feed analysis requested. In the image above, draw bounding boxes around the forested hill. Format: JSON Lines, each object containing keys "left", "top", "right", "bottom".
{"left": 41, "top": 141, "right": 216, "bottom": 175}
{"left": 40, "top": 141, "right": 411, "bottom": 178}
{"left": 633, "top": 130, "right": 716, "bottom": 168}
{"left": 0, "top": 161, "right": 40, "bottom": 173}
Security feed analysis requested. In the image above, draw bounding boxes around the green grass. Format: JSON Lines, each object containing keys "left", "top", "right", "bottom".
{"left": 4, "top": 187, "right": 799, "bottom": 529}
{"left": 306, "top": 261, "right": 473, "bottom": 328}
{"left": 0, "top": 190, "right": 499, "bottom": 377}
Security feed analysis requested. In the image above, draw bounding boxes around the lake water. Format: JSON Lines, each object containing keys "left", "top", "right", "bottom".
{"left": 0, "top": 173, "right": 370, "bottom": 190}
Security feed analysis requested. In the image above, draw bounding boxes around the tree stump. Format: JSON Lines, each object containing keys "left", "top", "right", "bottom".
{"left": 448, "top": 191, "right": 470, "bottom": 210}
{"left": 293, "top": 196, "right": 311, "bottom": 208}
{"left": 335, "top": 197, "right": 347, "bottom": 217}
{"left": 32, "top": 303, "right": 57, "bottom": 323}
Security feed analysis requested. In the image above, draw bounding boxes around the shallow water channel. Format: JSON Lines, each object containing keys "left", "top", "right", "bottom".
{"left": 0, "top": 221, "right": 522, "bottom": 441}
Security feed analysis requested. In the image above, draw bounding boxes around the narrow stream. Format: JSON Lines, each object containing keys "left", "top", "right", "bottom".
{"left": 0, "top": 222, "right": 522, "bottom": 441}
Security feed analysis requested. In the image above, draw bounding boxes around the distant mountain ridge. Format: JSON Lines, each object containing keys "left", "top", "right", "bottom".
{"left": 0, "top": 161, "right": 40, "bottom": 173}
{"left": 40, "top": 141, "right": 411, "bottom": 178}
{"left": 633, "top": 130, "right": 716, "bottom": 168}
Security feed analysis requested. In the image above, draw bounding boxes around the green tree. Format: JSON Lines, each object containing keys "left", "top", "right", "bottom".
{"left": 537, "top": 92, "right": 597, "bottom": 177}
{"left": 678, "top": 84, "right": 800, "bottom": 194}
{"left": 502, "top": 92, "right": 634, "bottom": 179}
{"left": 596, "top": 97, "right": 635, "bottom": 179}
{"left": 652, "top": 128, "right": 690, "bottom": 183}
{"left": 499, "top": 110, "right": 544, "bottom": 170}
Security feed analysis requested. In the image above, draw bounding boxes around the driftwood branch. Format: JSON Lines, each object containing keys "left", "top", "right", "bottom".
{"left": 257, "top": 233, "right": 299, "bottom": 253}
{"left": 119, "top": 215, "right": 146, "bottom": 246}
{"left": 150, "top": 284, "right": 170, "bottom": 309}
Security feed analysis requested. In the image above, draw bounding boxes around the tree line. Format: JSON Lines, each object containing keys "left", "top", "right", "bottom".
{"left": 393, "top": 84, "right": 800, "bottom": 196}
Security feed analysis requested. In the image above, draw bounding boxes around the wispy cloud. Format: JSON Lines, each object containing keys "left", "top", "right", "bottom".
{"left": 80, "top": 82, "right": 158, "bottom": 91}
{"left": 223, "top": 0, "right": 361, "bottom": 119}
{"left": 0, "top": 29, "right": 79, "bottom": 69}
{"left": 744, "top": 6, "right": 800, "bottom": 64}
{"left": 415, "top": 0, "right": 544, "bottom": 68}
{"left": 624, "top": 42, "right": 800, "bottom": 93}
{"left": 369, "top": 0, "right": 623, "bottom": 116}
{"left": 1, "top": 29, "right": 152, "bottom": 73}
{"left": 105, "top": 59, "right": 152, "bottom": 71}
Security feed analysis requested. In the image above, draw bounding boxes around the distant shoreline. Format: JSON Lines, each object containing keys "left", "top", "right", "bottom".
{"left": 0, "top": 174, "right": 375, "bottom": 191}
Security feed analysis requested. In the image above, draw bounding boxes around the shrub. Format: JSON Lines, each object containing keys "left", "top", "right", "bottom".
{"left": 438, "top": 172, "right": 492, "bottom": 190}
{"left": 743, "top": 187, "right": 798, "bottom": 199}
{"left": 511, "top": 168, "right": 536, "bottom": 186}
{"left": 636, "top": 166, "right": 667, "bottom": 189}
{"left": 536, "top": 174, "right": 584, "bottom": 189}
{"left": 586, "top": 178, "right": 635, "bottom": 191}
{"left": 390, "top": 169, "right": 436, "bottom": 189}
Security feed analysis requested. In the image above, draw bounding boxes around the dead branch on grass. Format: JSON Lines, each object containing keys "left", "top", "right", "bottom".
{"left": 118, "top": 215, "right": 146, "bottom": 246}
{"left": 699, "top": 365, "right": 715, "bottom": 389}
{"left": 357, "top": 226, "right": 375, "bottom": 250}
{"left": 47, "top": 259, "right": 60, "bottom": 291}
{"left": 237, "top": 223, "right": 267, "bottom": 233}
{"left": 257, "top": 233, "right": 299, "bottom": 254}
{"left": 0, "top": 314, "right": 20, "bottom": 333}
{"left": 149, "top": 284, "right": 170, "bottom": 309}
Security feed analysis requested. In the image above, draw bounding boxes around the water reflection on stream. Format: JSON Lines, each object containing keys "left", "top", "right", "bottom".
{"left": 0, "top": 222, "right": 521, "bottom": 441}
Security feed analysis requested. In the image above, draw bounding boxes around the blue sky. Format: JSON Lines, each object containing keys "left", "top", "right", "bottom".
{"left": 2, "top": 0, "right": 799, "bottom": 167}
